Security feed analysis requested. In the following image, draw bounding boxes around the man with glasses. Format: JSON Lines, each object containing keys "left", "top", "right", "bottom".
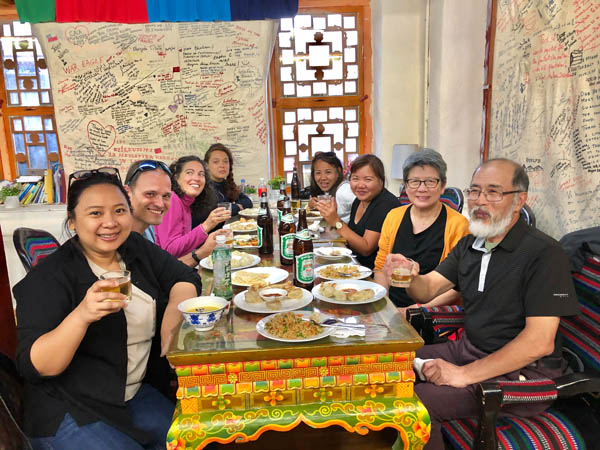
{"left": 124, "top": 160, "right": 221, "bottom": 267}
{"left": 385, "top": 158, "right": 579, "bottom": 449}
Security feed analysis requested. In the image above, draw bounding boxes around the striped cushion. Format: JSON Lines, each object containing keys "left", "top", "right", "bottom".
{"left": 497, "top": 379, "right": 557, "bottom": 405}
{"left": 422, "top": 305, "right": 465, "bottom": 337}
{"left": 24, "top": 236, "right": 59, "bottom": 267}
{"left": 442, "top": 409, "right": 586, "bottom": 449}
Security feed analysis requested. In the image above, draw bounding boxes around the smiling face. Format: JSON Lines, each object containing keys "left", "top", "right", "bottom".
{"left": 69, "top": 183, "right": 132, "bottom": 260}
{"left": 350, "top": 165, "right": 384, "bottom": 202}
{"left": 405, "top": 165, "right": 445, "bottom": 211}
{"left": 313, "top": 159, "right": 341, "bottom": 193}
{"left": 175, "top": 161, "right": 206, "bottom": 197}
{"left": 127, "top": 170, "right": 172, "bottom": 231}
{"left": 206, "top": 150, "right": 230, "bottom": 182}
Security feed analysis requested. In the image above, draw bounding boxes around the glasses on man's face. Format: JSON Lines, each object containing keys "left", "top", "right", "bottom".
{"left": 463, "top": 188, "right": 523, "bottom": 202}
{"left": 125, "top": 160, "right": 172, "bottom": 185}
{"left": 405, "top": 178, "right": 440, "bottom": 189}
{"left": 68, "top": 167, "right": 121, "bottom": 187}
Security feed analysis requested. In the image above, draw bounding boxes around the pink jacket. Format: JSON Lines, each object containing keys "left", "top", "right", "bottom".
{"left": 155, "top": 193, "right": 208, "bottom": 258}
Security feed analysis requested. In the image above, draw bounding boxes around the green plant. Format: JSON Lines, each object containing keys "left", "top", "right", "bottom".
{"left": 245, "top": 185, "right": 257, "bottom": 194}
{"left": 268, "top": 175, "right": 286, "bottom": 190}
{"left": 0, "top": 184, "right": 21, "bottom": 200}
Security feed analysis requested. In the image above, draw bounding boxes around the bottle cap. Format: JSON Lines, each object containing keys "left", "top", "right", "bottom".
{"left": 216, "top": 235, "right": 226, "bottom": 244}
{"left": 241, "top": 178, "right": 246, "bottom": 183}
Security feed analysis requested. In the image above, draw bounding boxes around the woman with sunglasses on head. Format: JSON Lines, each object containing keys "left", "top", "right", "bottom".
{"left": 307, "top": 152, "right": 355, "bottom": 223}
{"left": 317, "top": 154, "right": 401, "bottom": 269}
{"left": 373, "top": 149, "right": 470, "bottom": 309}
{"left": 203, "top": 143, "right": 252, "bottom": 219}
{"left": 13, "top": 168, "right": 202, "bottom": 450}
{"left": 155, "top": 156, "right": 230, "bottom": 259}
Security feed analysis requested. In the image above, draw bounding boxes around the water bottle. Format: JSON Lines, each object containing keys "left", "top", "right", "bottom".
{"left": 212, "top": 235, "right": 233, "bottom": 300}
{"left": 258, "top": 177, "right": 267, "bottom": 198}
{"left": 240, "top": 178, "right": 246, "bottom": 194}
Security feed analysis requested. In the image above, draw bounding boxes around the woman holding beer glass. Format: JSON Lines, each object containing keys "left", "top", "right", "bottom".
{"left": 14, "top": 168, "right": 202, "bottom": 449}
{"left": 373, "top": 149, "right": 469, "bottom": 308}
{"left": 203, "top": 143, "right": 253, "bottom": 219}
{"left": 306, "top": 152, "right": 355, "bottom": 223}
{"left": 317, "top": 154, "right": 400, "bottom": 269}
{"left": 156, "top": 155, "right": 230, "bottom": 258}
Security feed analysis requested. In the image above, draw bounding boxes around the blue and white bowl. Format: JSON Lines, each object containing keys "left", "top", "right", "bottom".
{"left": 178, "top": 296, "right": 229, "bottom": 331}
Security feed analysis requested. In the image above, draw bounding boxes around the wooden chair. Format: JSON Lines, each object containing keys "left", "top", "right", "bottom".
{"left": 406, "top": 253, "right": 600, "bottom": 449}
{"left": 12, "top": 227, "right": 60, "bottom": 273}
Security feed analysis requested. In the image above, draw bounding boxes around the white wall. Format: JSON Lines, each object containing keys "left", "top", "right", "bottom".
{"left": 372, "top": 0, "right": 487, "bottom": 194}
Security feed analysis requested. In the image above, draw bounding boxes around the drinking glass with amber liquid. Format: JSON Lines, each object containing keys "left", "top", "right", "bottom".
{"left": 100, "top": 270, "right": 132, "bottom": 303}
{"left": 390, "top": 259, "right": 415, "bottom": 288}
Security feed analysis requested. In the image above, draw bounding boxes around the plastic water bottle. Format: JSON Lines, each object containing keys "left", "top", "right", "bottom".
{"left": 240, "top": 178, "right": 246, "bottom": 194}
{"left": 212, "top": 235, "right": 233, "bottom": 300}
{"left": 258, "top": 177, "right": 267, "bottom": 198}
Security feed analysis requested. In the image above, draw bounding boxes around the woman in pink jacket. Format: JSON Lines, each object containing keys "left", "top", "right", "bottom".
{"left": 155, "top": 156, "right": 230, "bottom": 258}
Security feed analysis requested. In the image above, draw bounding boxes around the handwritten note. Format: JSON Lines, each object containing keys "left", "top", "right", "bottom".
{"left": 489, "top": 0, "right": 600, "bottom": 238}
{"left": 33, "top": 21, "right": 278, "bottom": 184}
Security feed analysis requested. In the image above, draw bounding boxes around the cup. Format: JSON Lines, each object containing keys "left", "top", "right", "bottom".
{"left": 223, "top": 229, "right": 234, "bottom": 247}
{"left": 317, "top": 193, "right": 332, "bottom": 203}
{"left": 100, "top": 270, "right": 132, "bottom": 302}
{"left": 218, "top": 202, "right": 232, "bottom": 214}
{"left": 390, "top": 259, "right": 415, "bottom": 288}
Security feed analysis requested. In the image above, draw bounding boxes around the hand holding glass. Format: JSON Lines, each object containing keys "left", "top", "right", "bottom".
{"left": 100, "top": 270, "right": 131, "bottom": 302}
{"left": 390, "top": 259, "right": 415, "bottom": 288}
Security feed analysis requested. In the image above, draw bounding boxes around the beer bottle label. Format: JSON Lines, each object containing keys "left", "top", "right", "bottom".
{"left": 277, "top": 209, "right": 282, "bottom": 222}
{"left": 296, "top": 229, "right": 312, "bottom": 240}
{"left": 258, "top": 207, "right": 267, "bottom": 215}
{"left": 282, "top": 213, "right": 294, "bottom": 223}
{"left": 295, "top": 252, "right": 314, "bottom": 283}
{"left": 257, "top": 225, "right": 263, "bottom": 247}
{"left": 281, "top": 233, "right": 295, "bottom": 258}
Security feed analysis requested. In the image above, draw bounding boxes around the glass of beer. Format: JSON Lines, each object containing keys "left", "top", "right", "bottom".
{"left": 317, "top": 193, "right": 332, "bottom": 204}
{"left": 390, "top": 259, "right": 415, "bottom": 288}
{"left": 100, "top": 270, "right": 132, "bottom": 302}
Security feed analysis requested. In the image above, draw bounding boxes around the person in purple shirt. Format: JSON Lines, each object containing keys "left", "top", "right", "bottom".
{"left": 155, "top": 156, "right": 230, "bottom": 259}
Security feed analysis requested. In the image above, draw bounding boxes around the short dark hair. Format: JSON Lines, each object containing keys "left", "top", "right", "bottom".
{"left": 170, "top": 155, "right": 217, "bottom": 220}
{"left": 65, "top": 171, "right": 131, "bottom": 235}
{"left": 349, "top": 154, "right": 385, "bottom": 185}
{"left": 475, "top": 158, "right": 529, "bottom": 192}
{"left": 125, "top": 159, "right": 171, "bottom": 188}
{"left": 402, "top": 148, "right": 447, "bottom": 185}
{"left": 309, "top": 151, "right": 344, "bottom": 197}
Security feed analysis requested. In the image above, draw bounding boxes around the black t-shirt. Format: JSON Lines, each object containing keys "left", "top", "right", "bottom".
{"left": 389, "top": 205, "right": 446, "bottom": 307}
{"left": 435, "top": 218, "right": 579, "bottom": 354}
{"left": 348, "top": 188, "right": 401, "bottom": 269}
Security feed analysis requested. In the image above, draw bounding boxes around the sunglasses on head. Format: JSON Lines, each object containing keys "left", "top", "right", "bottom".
{"left": 68, "top": 167, "right": 122, "bottom": 187}
{"left": 125, "top": 160, "right": 172, "bottom": 185}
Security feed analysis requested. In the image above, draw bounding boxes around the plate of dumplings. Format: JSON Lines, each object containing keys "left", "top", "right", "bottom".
{"left": 312, "top": 280, "right": 386, "bottom": 305}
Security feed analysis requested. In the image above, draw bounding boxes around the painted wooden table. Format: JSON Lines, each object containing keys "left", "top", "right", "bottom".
{"left": 166, "top": 242, "right": 430, "bottom": 449}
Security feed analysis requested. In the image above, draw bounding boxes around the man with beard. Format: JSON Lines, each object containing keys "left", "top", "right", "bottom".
{"left": 124, "top": 160, "right": 221, "bottom": 267}
{"left": 384, "top": 158, "right": 579, "bottom": 449}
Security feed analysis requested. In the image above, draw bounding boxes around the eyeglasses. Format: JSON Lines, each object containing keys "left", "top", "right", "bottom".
{"left": 405, "top": 178, "right": 440, "bottom": 189}
{"left": 124, "top": 160, "right": 172, "bottom": 185}
{"left": 68, "top": 167, "right": 121, "bottom": 187}
{"left": 463, "top": 188, "right": 523, "bottom": 202}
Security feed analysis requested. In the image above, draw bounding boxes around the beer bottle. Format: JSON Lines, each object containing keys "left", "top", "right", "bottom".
{"left": 276, "top": 181, "right": 286, "bottom": 223}
{"left": 257, "top": 192, "right": 273, "bottom": 254}
{"left": 291, "top": 165, "right": 300, "bottom": 210}
{"left": 293, "top": 208, "right": 314, "bottom": 289}
{"left": 279, "top": 196, "right": 295, "bottom": 266}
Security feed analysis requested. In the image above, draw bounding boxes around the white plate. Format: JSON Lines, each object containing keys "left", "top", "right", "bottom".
{"left": 232, "top": 234, "right": 259, "bottom": 248}
{"left": 231, "top": 267, "right": 289, "bottom": 287}
{"left": 312, "top": 280, "right": 386, "bottom": 305}
{"left": 233, "top": 287, "right": 313, "bottom": 313}
{"left": 200, "top": 252, "right": 260, "bottom": 271}
{"left": 239, "top": 208, "right": 259, "bottom": 218}
{"left": 315, "top": 263, "right": 373, "bottom": 280}
{"left": 225, "top": 222, "right": 258, "bottom": 233}
{"left": 314, "top": 247, "right": 353, "bottom": 260}
{"left": 256, "top": 311, "right": 333, "bottom": 342}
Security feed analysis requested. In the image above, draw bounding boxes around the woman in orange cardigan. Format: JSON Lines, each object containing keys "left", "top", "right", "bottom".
{"left": 374, "top": 149, "right": 470, "bottom": 308}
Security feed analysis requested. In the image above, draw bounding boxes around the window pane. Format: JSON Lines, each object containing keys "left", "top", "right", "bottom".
{"left": 328, "top": 14, "right": 342, "bottom": 28}
{"left": 43, "top": 118, "right": 53, "bottom": 130}
{"left": 280, "top": 18, "right": 293, "bottom": 31}
{"left": 12, "top": 118, "right": 23, "bottom": 131}
{"left": 23, "top": 116, "right": 43, "bottom": 130}
{"left": 311, "top": 136, "right": 331, "bottom": 153}
{"left": 284, "top": 111, "right": 296, "bottom": 124}
{"left": 16, "top": 50, "right": 35, "bottom": 76}
{"left": 12, "top": 133, "right": 25, "bottom": 153}
{"left": 21, "top": 91, "right": 39, "bottom": 106}
{"left": 13, "top": 22, "right": 32, "bottom": 36}
{"left": 9, "top": 91, "right": 19, "bottom": 104}
{"left": 3, "top": 24, "right": 11, "bottom": 36}
{"left": 343, "top": 16, "right": 356, "bottom": 29}
{"left": 285, "top": 140, "right": 297, "bottom": 156}
{"left": 28, "top": 145, "right": 47, "bottom": 169}
{"left": 39, "top": 68, "right": 50, "bottom": 88}
{"left": 3, "top": 69, "right": 16, "bottom": 89}
{"left": 41, "top": 91, "right": 50, "bottom": 104}
{"left": 47, "top": 133, "right": 58, "bottom": 152}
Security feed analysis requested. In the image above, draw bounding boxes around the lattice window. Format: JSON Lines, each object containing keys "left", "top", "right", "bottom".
{"left": 0, "top": 21, "right": 60, "bottom": 178}
{"left": 271, "top": 6, "right": 370, "bottom": 186}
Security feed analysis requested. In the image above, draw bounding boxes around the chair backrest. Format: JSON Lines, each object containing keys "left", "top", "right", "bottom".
{"left": 520, "top": 204, "right": 536, "bottom": 227}
{"left": 398, "top": 185, "right": 464, "bottom": 213}
{"left": 12, "top": 227, "right": 60, "bottom": 273}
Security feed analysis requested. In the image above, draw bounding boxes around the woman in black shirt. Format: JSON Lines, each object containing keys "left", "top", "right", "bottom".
{"left": 318, "top": 154, "right": 400, "bottom": 268}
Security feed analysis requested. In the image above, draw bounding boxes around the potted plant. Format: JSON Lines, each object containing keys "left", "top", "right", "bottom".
{"left": 268, "top": 175, "right": 286, "bottom": 202}
{"left": 1, "top": 183, "right": 21, "bottom": 208}
{"left": 245, "top": 185, "right": 258, "bottom": 205}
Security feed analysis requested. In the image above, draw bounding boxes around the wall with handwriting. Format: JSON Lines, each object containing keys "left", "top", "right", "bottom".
{"left": 489, "top": 0, "right": 600, "bottom": 239}
{"left": 33, "top": 21, "right": 277, "bottom": 182}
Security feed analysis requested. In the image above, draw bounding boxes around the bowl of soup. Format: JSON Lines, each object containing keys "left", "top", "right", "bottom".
{"left": 178, "top": 296, "right": 229, "bottom": 331}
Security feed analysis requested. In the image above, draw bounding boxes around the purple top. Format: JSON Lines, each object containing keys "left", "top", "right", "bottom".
{"left": 155, "top": 192, "right": 208, "bottom": 258}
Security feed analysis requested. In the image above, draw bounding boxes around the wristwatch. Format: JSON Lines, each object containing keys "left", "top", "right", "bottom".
{"left": 191, "top": 248, "right": 201, "bottom": 264}
{"left": 335, "top": 221, "right": 343, "bottom": 230}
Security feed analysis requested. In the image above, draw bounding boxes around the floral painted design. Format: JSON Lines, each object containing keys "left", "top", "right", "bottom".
{"left": 264, "top": 390, "right": 284, "bottom": 406}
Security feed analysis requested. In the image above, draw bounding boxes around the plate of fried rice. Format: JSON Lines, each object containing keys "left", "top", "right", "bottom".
{"left": 256, "top": 311, "right": 333, "bottom": 342}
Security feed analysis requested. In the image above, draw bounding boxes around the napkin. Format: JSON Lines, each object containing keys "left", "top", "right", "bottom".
{"left": 330, "top": 326, "right": 366, "bottom": 338}
{"left": 307, "top": 221, "right": 324, "bottom": 233}
{"left": 413, "top": 357, "right": 433, "bottom": 381}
